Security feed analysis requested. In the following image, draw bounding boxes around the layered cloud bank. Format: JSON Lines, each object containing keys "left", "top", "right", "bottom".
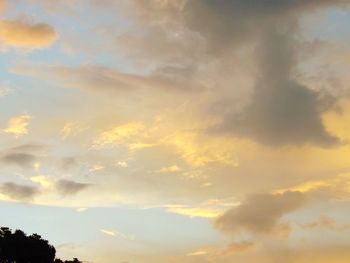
{"left": 1, "top": 0, "right": 350, "bottom": 263}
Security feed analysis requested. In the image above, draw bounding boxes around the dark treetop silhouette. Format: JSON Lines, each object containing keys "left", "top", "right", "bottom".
{"left": 0, "top": 227, "right": 82, "bottom": 263}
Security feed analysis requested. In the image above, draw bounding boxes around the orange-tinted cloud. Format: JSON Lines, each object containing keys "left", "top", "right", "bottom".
{"left": 0, "top": 0, "right": 6, "bottom": 12}
{"left": 0, "top": 19, "right": 57, "bottom": 49}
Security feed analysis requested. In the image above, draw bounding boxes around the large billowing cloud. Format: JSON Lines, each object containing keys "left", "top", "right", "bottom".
{"left": 214, "top": 191, "right": 308, "bottom": 237}
{"left": 0, "top": 19, "right": 57, "bottom": 49}
{"left": 184, "top": 0, "right": 343, "bottom": 146}
{"left": 182, "top": 0, "right": 345, "bottom": 50}
{"left": 106, "top": 0, "right": 346, "bottom": 147}
{"left": 213, "top": 29, "right": 338, "bottom": 146}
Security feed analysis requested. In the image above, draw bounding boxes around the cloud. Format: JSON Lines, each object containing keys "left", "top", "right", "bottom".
{"left": 158, "top": 165, "right": 181, "bottom": 173}
{"left": 213, "top": 29, "right": 338, "bottom": 146}
{"left": 186, "top": 241, "right": 254, "bottom": 259}
{"left": 12, "top": 1, "right": 347, "bottom": 149}
{"left": 301, "top": 215, "right": 350, "bottom": 230}
{"left": 88, "top": 164, "right": 105, "bottom": 172}
{"left": 301, "top": 216, "right": 336, "bottom": 230}
{"left": 30, "top": 176, "right": 52, "bottom": 188}
{"left": 109, "top": 0, "right": 346, "bottom": 147}
{"left": 60, "top": 157, "right": 77, "bottom": 170}
{"left": 8, "top": 144, "right": 48, "bottom": 153}
{"left": 0, "top": 19, "right": 57, "bottom": 49}
{"left": 76, "top": 207, "right": 88, "bottom": 213}
{"left": 223, "top": 241, "right": 255, "bottom": 255}
{"left": 55, "top": 179, "right": 90, "bottom": 196}
{"left": 93, "top": 122, "right": 145, "bottom": 148}
{"left": 182, "top": 0, "right": 344, "bottom": 52}
{"left": 163, "top": 198, "right": 237, "bottom": 218}
{"left": 100, "top": 229, "right": 135, "bottom": 241}
{"left": 183, "top": 0, "right": 341, "bottom": 146}
{"left": 1, "top": 152, "right": 37, "bottom": 168}
{"left": 167, "top": 130, "right": 240, "bottom": 167}
{"left": 187, "top": 249, "right": 209, "bottom": 257}
{"left": 0, "top": 182, "right": 39, "bottom": 201}
{"left": 100, "top": 229, "right": 116, "bottom": 237}
{"left": 0, "top": 143, "right": 47, "bottom": 168}
{"left": 115, "top": 161, "right": 128, "bottom": 168}
{"left": 214, "top": 191, "right": 308, "bottom": 237}
{"left": 274, "top": 172, "right": 350, "bottom": 201}
{"left": 14, "top": 64, "right": 188, "bottom": 94}
{"left": 60, "top": 121, "right": 86, "bottom": 139}
{"left": 0, "top": 85, "right": 12, "bottom": 97}
{"left": 28, "top": 175, "right": 93, "bottom": 199}
{"left": 2, "top": 114, "right": 31, "bottom": 138}
{"left": 165, "top": 206, "right": 222, "bottom": 219}
{"left": 113, "top": 0, "right": 344, "bottom": 61}
{"left": 0, "top": 0, "right": 5, "bottom": 13}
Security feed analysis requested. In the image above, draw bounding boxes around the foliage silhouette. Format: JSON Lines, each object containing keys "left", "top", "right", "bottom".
{"left": 0, "top": 227, "right": 82, "bottom": 263}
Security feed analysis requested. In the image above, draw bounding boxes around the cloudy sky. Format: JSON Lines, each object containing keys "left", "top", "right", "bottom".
{"left": 1, "top": 0, "right": 350, "bottom": 262}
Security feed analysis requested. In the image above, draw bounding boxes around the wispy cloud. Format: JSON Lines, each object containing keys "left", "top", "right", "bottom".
{"left": 100, "top": 229, "right": 135, "bottom": 241}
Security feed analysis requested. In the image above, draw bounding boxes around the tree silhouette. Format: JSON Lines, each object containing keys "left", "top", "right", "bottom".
{"left": 0, "top": 227, "right": 82, "bottom": 263}
{"left": 54, "top": 259, "right": 81, "bottom": 263}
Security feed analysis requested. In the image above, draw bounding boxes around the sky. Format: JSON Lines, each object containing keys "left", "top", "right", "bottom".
{"left": 1, "top": 0, "right": 350, "bottom": 262}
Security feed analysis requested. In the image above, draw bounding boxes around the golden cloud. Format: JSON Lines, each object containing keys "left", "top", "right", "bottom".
{"left": 158, "top": 165, "right": 181, "bottom": 173}
{"left": 163, "top": 198, "right": 238, "bottom": 218}
{"left": 166, "top": 206, "right": 222, "bottom": 218}
{"left": 187, "top": 241, "right": 254, "bottom": 259}
{"left": 323, "top": 99, "right": 350, "bottom": 142}
{"left": 0, "top": 19, "right": 57, "bottom": 49}
{"left": 60, "top": 121, "right": 86, "bottom": 139}
{"left": 93, "top": 122, "right": 146, "bottom": 148}
{"left": 166, "top": 131, "right": 240, "bottom": 167}
{"left": 2, "top": 114, "right": 32, "bottom": 138}
{"left": 275, "top": 172, "right": 350, "bottom": 200}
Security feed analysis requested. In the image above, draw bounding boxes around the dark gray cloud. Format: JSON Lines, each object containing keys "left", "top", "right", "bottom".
{"left": 182, "top": 0, "right": 343, "bottom": 146}
{"left": 127, "top": 0, "right": 347, "bottom": 52}
{"left": 1, "top": 153, "right": 37, "bottom": 168}
{"left": 213, "top": 29, "right": 338, "bottom": 146}
{"left": 0, "top": 144, "right": 47, "bottom": 168}
{"left": 55, "top": 179, "right": 90, "bottom": 196}
{"left": 215, "top": 191, "right": 308, "bottom": 237}
{"left": 0, "top": 182, "right": 39, "bottom": 201}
